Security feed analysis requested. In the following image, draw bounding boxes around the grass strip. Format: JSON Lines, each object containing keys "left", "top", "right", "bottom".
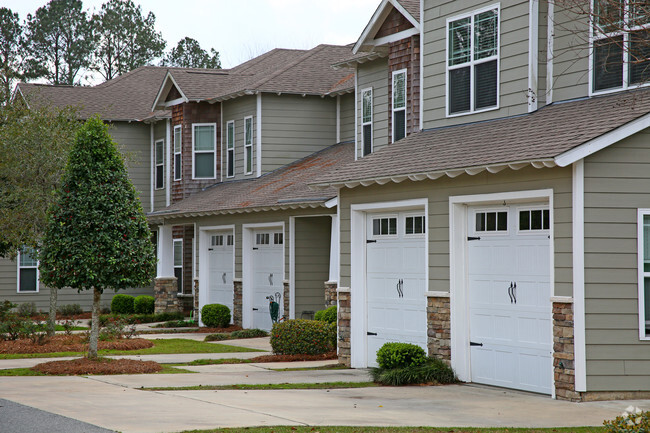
{"left": 179, "top": 427, "right": 606, "bottom": 433}
{"left": 167, "top": 358, "right": 255, "bottom": 366}
{"left": 158, "top": 365, "right": 197, "bottom": 374}
{"left": 269, "top": 364, "right": 348, "bottom": 371}
{"left": 0, "top": 368, "right": 46, "bottom": 376}
{"left": 141, "top": 381, "right": 379, "bottom": 391}
{"left": 0, "top": 339, "right": 262, "bottom": 359}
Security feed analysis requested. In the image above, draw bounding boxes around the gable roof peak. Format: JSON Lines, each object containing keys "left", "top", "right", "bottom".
{"left": 353, "top": 0, "right": 420, "bottom": 54}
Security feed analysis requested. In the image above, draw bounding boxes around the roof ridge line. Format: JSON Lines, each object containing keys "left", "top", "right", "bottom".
{"left": 246, "top": 45, "right": 328, "bottom": 91}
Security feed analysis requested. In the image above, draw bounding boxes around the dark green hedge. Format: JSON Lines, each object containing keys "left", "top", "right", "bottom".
{"left": 270, "top": 319, "right": 336, "bottom": 355}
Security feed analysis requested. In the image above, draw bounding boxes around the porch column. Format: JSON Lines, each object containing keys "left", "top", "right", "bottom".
{"left": 155, "top": 224, "right": 180, "bottom": 314}
{"left": 329, "top": 215, "right": 339, "bottom": 283}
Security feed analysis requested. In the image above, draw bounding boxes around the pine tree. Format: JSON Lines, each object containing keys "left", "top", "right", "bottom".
{"left": 39, "top": 116, "right": 156, "bottom": 358}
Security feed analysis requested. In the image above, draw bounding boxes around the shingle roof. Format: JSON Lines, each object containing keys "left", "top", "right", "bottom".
{"left": 17, "top": 66, "right": 172, "bottom": 121}
{"left": 312, "top": 88, "right": 650, "bottom": 187}
{"left": 148, "top": 142, "right": 353, "bottom": 221}
{"left": 395, "top": 0, "right": 420, "bottom": 22}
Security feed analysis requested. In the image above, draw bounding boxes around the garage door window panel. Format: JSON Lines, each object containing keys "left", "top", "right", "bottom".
{"left": 405, "top": 215, "right": 426, "bottom": 236}
{"left": 475, "top": 210, "right": 508, "bottom": 233}
{"left": 372, "top": 216, "right": 398, "bottom": 237}
{"left": 519, "top": 208, "right": 550, "bottom": 233}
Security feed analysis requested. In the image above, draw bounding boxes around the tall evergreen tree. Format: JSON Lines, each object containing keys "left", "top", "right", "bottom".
{"left": 39, "top": 117, "right": 156, "bottom": 358}
{"left": 25, "top": 0, "right": 95, "bottom": 85}
{"left": 162, "top": 37, "right": 221, "bottom": 69}
{"left": 0, "top": 8, "right": 27, "bottom": 105}
{"left": 92, "top": 0, "right": 165, "bottom": 81}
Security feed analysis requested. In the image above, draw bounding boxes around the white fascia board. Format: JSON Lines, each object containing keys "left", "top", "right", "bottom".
{"left": 352, "top": 0, "right": 420, "bottom": 54}
{"left": 555, "top": 113, "right": 650, "bottom": 167}
{"left": 390, "top": 0, "right": 420, "bottom": 29}
{"left": 151, "top": 72, "right": 189, "bottom": 112}
{"left": 353, "top": 0, "right": 391, "bottom": 54}
{"left": 10, "top": 86, "right": 28, "bottom": 107}
{"left": 325, "top": 197, "right": 338, "bottom": 209}
{"left": 370, "top": 28, "right": 420, "bottom": 47}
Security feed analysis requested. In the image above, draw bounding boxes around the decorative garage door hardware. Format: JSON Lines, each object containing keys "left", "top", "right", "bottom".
{"left": 467, "top": 236, "right": 481, "bottom": 241}
{"left": 470, "top": 341, "right": 483, "bottom": 347}
{"left": 396, "top": 279, "right": 404, "bottom": 298}
{"left": 268, "top": 273, "right": 273, "bottom": 286}
{"left": 366, "top": 239, "right": 377, "bottom": 243}
{"left": 367, "top": 332, "right": 378, "bottom": 336}
{"left": 508, "top": 282, "right": 517, "bottom": 304}
{"left": 222, "top": 272, "right": 227, "bottom": 284}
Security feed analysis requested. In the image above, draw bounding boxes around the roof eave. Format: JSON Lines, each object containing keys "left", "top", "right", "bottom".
{"left": 332, "top": 50, "right": 389, "bottom": 69}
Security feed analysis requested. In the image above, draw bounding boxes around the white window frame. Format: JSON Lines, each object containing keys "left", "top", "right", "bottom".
{"left": 637, "top": 209, "right": 650, "bottom": 340}
{"left": 403, "top": 213, "right": 426, "bottom": 237}
{"left": 361, "top": 87, "right": 373, "bottom": 157}
{"left": 155, "top": 139, "right": 165, "bottom": 190}
{"left": 368, "top": 214, "right": 399, "bottom": 240}
{"left": 173, "top": 238, "right": 183, "bottom": 294}
{"left": 244, "top": 116, "right": 253, "bottom": 175}
{"left": 516, "top": 205, "right": 551, "bottom": 235}
{"left": 445, "top": 4, "right": 501, "bottom": 117}
{"left": 589, "top": 0, "right": 650, "bottom": 96}
{"left": 472, "top": 207, "right": 510, "bottom": 236}
{"left": 192, "top": 123, "right": 217, "bottom": 180}
{"left": 226, "top": 120, "right": 235, "bottom": 178}
{"left": 173, "top": 125, "right": 182, "bottom": 181}
{"left": 17, "top": 247, "right": 39, "bottom": 293}
{"left": 392, "top": 69, "right": 407, "bottom": 143}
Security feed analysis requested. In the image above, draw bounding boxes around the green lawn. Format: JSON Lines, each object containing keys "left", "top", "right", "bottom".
{"left": 180, "top": 427, "right": 606, "bottom": 433}
{"left": 0, "top": 364, "right": 194, "bottom": 376}
{"left": 142, "top": 381, "right": 379, "bottom": 391}
{"left": 168, "top": 358, "right": 256, "bottom": 366}
{"left": 0, "top": 338, "right": 262, "bottom": 359}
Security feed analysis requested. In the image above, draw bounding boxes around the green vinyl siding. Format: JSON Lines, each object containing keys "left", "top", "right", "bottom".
{"left": 357, "top": 59, "right": 389, "bottom": 156}
{"left": 583, "top": 128, "right": 650, "bottom": 392}
{"left": 261, "top": 94, "right": 336, "bottom": 174}
{"left": 294, "top": 216, "right": 331, "bottom": 318}
{"left": 550, "top": 4, "right": 590, "bottom": 101}
{"left": 221, "top": 96, "right": 257, "bottom": 180}
{"left": 422, "top": 0, "right": 531, "bottom": 128}
{"left": 339, "top": 93, "right": 355, "bottom": 143}
{"left": 110, "top": 122, "right": 151, "bottom": 209}
{"left": 338, "top": 166, "right": 573, "bottom": 295}
{"left": 153, "top": 121, "right": 167, "bottom": 211}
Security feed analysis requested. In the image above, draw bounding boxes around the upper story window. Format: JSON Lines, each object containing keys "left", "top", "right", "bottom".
{"left": 226, "top": 120, "right": 235, "bottom": 178}
{"left": 447, "top": 6, "right": 500, "bottom": 116}
{"left": 173, "top": 126, "right": 182, "bottom": 181}
{"left": 155, "top": 139, "right": 164, "bottom": 189}
{"left": 18, "top": 247, "right": 38, "bottom": 293}
{"left": 244, "top": 116, "right": 253, "bottom": 175}
{"left": 362, "top": 88, "right": 373, "bottom": 156}
{"left": 392, "top": 70, "right": 407, "bottom": 142}
{"left": 638, "top": 209, "right": 650, "bottom": 339}
{"left": 592, "top": 0, "right": 650, "bottom": 93}
{"left": 193, "top": 124, "right": 216, "bottom": 179}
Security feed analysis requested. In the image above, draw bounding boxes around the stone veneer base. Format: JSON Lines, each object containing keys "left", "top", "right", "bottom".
{"left": 337, "top": 287, "right": 351, "bottom": 367}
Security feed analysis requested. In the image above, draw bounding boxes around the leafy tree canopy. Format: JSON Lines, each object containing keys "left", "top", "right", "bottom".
{"left": 162, "top": 37, "right": 221, "bottom": 69}
{"left": 92, "top": 0, "right": 165, "bottom": 81}
{"left": 25, "top": 0, "right": 95, "bottom": 85}
{"left": 0, "top": 103, "right": 79, "bottom": 257}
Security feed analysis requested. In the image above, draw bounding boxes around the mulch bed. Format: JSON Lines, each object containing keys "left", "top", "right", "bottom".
{"left": 249, "top": 351, "right": 337, "bottom": 363}
{"left": 33, "top": 357, "right": 162, "bottom": 375}
{"left": 0, "top": 335, "right": 153, "bottom": 354}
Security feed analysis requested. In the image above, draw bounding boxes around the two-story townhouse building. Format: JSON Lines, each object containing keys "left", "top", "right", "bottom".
{"left": 1, "top": 67, "right": 171, "bottom": 310}
{"left": 147, "top": 44, "right": 356, "bottom": 330}
{"left": 315, "top": 0, "right": 650, "bottom": 401}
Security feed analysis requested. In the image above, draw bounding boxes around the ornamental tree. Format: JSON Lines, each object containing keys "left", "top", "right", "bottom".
{"left": 39, "top": 116, "right": 156, "bottom": 358}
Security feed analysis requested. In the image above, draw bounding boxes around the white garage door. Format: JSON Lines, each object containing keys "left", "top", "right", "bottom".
{"left": 366, "top": 212, "right": 427, "bottom": 367}
{"left": 207, "top": 232, "right": 234, "bottom": 317}
{"left": 251, "top": 229, "right": 284, "bottom": 331}
{"left": 468, "top": 205, "right": 552, "bottom": 394}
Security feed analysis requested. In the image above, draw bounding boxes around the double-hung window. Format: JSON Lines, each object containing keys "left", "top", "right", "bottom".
{"left": 193, "top": 124, "right": 216, "bottom": 179}
{"left": 638, "top": 210, "right": 650, "bottom": 339}
{"left": 447, "top": 6, "right": 499, "bottom": 115}
{"left": 226, "top": 120, "right": 235, "bottom": 178}
{"left": 173, "top": 125, "right": 182, "bottom": 181}
{"left": 244, "top": 116, "right": 253, "bottom": 175}
{"left": 592, "top": 0, "right": 650, "bottom": 92}
{"left": 173, "top": 239, "right": 183, "bottom": 293}
{"left": 362, "top": 88, "right": 373, "bottom": 156}
{"left": 18, "top": 247, "right": 38, "bottom": 293}
{"left": 155, "top": 139, "right": 164, "bottom": 189}
{"left": 392, "top": 70, "right": 407, "bottom": 142}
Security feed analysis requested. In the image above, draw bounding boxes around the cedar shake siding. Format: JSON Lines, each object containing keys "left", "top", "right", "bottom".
{"left": 388, "top": 35, "right": 421, "bottom": 140}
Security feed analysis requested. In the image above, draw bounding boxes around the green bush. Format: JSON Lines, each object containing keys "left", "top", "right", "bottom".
{"left": 370, "top": 357, "right": 457, "bottom": 386}
{"left": 376, "top": 342, "right": 427, "bottom": 370}
{"left": 58, "top": 304, "right": 83, "bottom": 316}
{"left": 134, "top": 295, "right": 155, "bottom": 314}
{"left": 604, "top": 407, "right": 650, "bottom": 433}
{"left": 17, "top": 302, "right": 37, "bottom": 317}
{"left": 201, "top": 304, "right": 231, "bottom": 328}
{"left": 204, "top": 333, "right": 229, "bottom": 342}
{"left": 0, "top": 300, "right": 31, "bottom": 341}
{"left": 230, "top": 328, "right": 268, "bottom": 339}
{"left": 270, "top": 319, "right": 336, "bottom": 355}
{"left": 314, "top": 305, "right": 337, "bottom": 324}
{"left": 111, "top": 294, "right": 135, "bottom": 314}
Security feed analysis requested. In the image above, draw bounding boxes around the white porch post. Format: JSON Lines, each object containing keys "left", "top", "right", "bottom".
{"left": 329, "top": 215, "right": 339, "bottom": 283}
{"left": 157, "top": 224, "right": 175, "bottom": 278}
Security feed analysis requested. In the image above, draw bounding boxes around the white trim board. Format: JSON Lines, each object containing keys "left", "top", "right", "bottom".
{"left": 353, "top": 0, "right": 420, "bottom": 54}
{"left": 152, "top": 72, "right": 189, "bottom": 112}
{"left": 572, "top": 161, "right": 587, "bottom": 392}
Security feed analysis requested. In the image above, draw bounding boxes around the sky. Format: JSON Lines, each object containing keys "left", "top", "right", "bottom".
{"left": 4, "top": 0, "right": 380, "bottom": 71}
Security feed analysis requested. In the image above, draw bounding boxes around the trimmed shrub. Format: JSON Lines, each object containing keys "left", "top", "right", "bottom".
{"left": 17, "top": 302, "right": 37, "bottom": 317}
{"left": 230, "top": 328, "right": 268, "bottom": 339}
{"left": 201, "top": 304, "right": 231, "bottom": 328}
{"left": 111, "top": 294, "right": 135, "bottom": 314}
{"left": 314, "top": 305, "right": 337, "bottom": 324}
{"left": 271, "top": 319, "right": 336, "bottom": 355}
{"left": 376, "top": 342, "right": 427, "bottom": 370}
{"left": 604, "top": 407, "right": 650, "bottom": 433}
{"left": 370, "top": 357, "right": 457, "bottom": 386}
{"left": 134, "top": 295, "right": 155, "bottom": 314}
{"left": 204, "top": 333, "right": 229, "bottom": 342}
{"left": 58, "top": 304, "right": 83, "bottom": 316}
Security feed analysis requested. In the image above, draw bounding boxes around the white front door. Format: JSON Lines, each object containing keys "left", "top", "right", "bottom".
{"left": 251, "top": 229, "right": 284, "bottom": 331}
{"left": 366, "top": 212, "right": 427, "bottom": 367}
{"left": 467, "top": 205, "right": 552, "bottom": 394}
{"left": 207, "top": 232, "right": 234, "bottom": 317}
